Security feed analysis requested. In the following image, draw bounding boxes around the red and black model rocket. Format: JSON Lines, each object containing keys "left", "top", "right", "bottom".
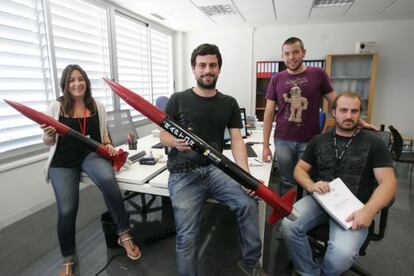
{"left": 103, "top": 78, "right": 298, "bottom": 223}
{"left": 4, "top": 99, "right": 129, "bottom": 172}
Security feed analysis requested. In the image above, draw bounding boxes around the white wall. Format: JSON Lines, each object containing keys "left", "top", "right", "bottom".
{"left": 178, "top": 28, "right": 255, "bottom": 111}
{"left": 179, "top": 19, "right": 414, "bottom": 137}
{"left": 0, "top": 159, "right": 55, "bottom": 228}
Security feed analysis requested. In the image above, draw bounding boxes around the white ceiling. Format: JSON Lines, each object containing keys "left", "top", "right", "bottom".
{"left": 110, "top": 0, "right": 414, "bottom": 32}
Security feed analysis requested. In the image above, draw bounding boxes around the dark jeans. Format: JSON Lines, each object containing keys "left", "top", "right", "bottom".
{"left": 49, "top": 152, "right": 129, "bottom": 257}
{"left": 168, "top": 164, "right": 262, "bottom": 276}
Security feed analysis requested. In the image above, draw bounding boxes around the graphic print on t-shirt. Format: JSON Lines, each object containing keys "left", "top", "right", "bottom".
{"left": 282, "top": 84, "right": 308, "bottom": 123}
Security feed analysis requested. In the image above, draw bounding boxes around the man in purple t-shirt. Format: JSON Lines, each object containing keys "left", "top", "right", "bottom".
{"left": 262, "top": 37, "right": 374, "bottom": 196}
{"left": 262, "top": 37, "right": 337, "bottom": 196}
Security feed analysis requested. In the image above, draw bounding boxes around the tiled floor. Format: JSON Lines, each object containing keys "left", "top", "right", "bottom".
{"left": 1, "top": 163, "right": 413, "bottom": 276}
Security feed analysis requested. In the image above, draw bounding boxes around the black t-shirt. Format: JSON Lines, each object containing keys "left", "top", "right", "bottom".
{"left": 165, "top": 88, "right": 242, "bottom": 173}
{"left": 302, "top": 129, "right": 393, "bottom": 203}
{"left": 51, "top": 113, "right": 101, "bottom": 168}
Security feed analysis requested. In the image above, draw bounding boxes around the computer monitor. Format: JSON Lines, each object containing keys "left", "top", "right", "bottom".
{"left": 107, "top": 110, "right": 138, "bottom": 147}
{"left": 224, "top": 108, "right": 248, "bottom": 142}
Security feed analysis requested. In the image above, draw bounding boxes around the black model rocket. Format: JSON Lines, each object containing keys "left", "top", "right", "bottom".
{"left": 4, "top": 99, "right": 129, "bottom": 172}
{"left": 103, "top": 78, "right": 298, "bottom": 223}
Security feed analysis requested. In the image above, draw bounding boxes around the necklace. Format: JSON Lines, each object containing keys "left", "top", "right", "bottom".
{"left": 333, "top": 128, "right": 360, "bottom": 161}
{"left": 78, "top": 107, "right": 87, "bottom": 136}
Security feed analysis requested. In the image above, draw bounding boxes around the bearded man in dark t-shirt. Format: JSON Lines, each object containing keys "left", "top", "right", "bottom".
{"left": 160, "top": 44, "right": 266, "bottom": 276}
{"left": 281, "top": 92, "right": 397, "bottom": 276}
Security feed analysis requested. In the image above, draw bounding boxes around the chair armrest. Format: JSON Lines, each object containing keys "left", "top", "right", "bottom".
{"left": 369, "top": 198, "right": 394, "bottom": 241}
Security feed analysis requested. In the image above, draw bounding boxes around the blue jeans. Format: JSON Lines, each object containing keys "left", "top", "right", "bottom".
{"left": 275, "top": 139, "right": 308, "bottom": 195}
{"left": 49, "top": 152, "right": 129, "bottom": 257}
{"left": 281, "top": 195, "right": 368, "bottom": 276}
{"left": 168, "top": 164, "right": 262, "bottom": 276}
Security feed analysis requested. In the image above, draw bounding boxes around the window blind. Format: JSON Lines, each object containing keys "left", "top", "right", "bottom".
{"left": 114, "top": 13, "right": 150, "bottom": 122}
{"left": 150, "top": 29, "right": 174, "bottom": 102}
{"left": 0, "top": 0, "right": 52, "bottom": 153}
{"left": 49, "top": 0, "right": 112, "bottom": 111}
{"left": 0, "top": 0, "right": 175, "bottom": 156}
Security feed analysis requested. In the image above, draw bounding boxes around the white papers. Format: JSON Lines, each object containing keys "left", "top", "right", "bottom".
{"left": 313, "top": 178, "right": 364, "bottom": 229}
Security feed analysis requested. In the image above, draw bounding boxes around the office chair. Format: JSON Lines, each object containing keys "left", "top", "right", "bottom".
{"left": 292, "top": 129, "right": 393, "bottom": 276}
{"left": 155, "top": 96, "right": 169, "bottom": 112}
{"left": 107, "top": 109, "right": 138, "bottom": 147}
{"left": 389, "top": 125, "right": 414, "bottom": 164}
{"left": 319, "top": 110, "right": 326, "bottom": 132}
{"left": 389, "top": 125, "right": 414, "bottom": 185}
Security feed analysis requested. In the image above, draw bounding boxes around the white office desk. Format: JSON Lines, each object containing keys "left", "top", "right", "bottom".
{"left": 115, "top": 135, "right": 167, "bottom": 183}
{"left": 80, "top": 134, "right": 168, "bottom": 193}
{"left": 81, "top": 129, "right": 273, "bottom": 261}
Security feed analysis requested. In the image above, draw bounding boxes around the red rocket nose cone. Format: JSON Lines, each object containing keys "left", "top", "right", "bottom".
{"left": 4, "top": 99, "right": 17, "bottom": 107}
{"left": 102, "top": 77, "right": 113, "bottom": 86}
{"left": 4, "top": 99, "right": 25, "bottom": 113}
{"left": 102, "top": 78, "right": 121, "bottom": 91}
{"left": 102, "top": 77, "right": 167, "bottom": 125}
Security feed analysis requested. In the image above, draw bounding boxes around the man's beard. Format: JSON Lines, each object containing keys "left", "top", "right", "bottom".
{"left": 286, "top": 60, "right": 303, "bottom": 72}
{"left": 336, "top": 119, "right": 359, "bottom": 132}
{"left": 196, "top": 74, "right": 218, "bottom": 89}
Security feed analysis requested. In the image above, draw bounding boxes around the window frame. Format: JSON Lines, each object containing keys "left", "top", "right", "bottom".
{"left": 0, "top": 0, "right": 175, "bottom": 166}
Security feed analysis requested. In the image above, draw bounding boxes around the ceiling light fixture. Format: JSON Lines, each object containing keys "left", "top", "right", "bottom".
{"left": 199, "top": 4, "right": 238, "bottom": 16}
{"left": 313, "top": 0, "right": 354, "bottom": 8}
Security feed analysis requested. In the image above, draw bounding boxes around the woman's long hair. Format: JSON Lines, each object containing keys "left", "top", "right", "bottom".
{"left": 58, "top": 64, "right": 96, "bottom": 117}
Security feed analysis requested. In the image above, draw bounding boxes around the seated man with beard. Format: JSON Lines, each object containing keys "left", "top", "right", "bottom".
{"left": 281, "top": 92, "right": 397, "bottom": 276}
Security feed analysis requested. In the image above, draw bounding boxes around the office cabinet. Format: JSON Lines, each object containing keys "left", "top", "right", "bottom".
{"left": 324, "top": 53, "right": 378, "bottom": 128}
{"left": 255, "top": 77, "right": 271, "bottom": 121}
{"left": 255, "top": 60, "right": 325, "bottom": 121}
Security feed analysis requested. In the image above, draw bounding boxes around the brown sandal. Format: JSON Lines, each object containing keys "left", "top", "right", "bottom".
{"left": 118, "top": 236, "right": 142, "bottom": 260}
{"left": 59, "top": 261, "right": 74, "bottom": 276}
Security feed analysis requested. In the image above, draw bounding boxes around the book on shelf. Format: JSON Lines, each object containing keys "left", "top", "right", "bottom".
{"left": 313, "top": 178, "right": 364, "bottom": 229}
{"left": 256, "top": 61, "right": 279, "bottom": 78}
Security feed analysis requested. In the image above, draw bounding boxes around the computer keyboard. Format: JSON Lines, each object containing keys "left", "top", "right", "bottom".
{"left": 246, "top": 143, "right": 257, "bottom": 158}
{"left": 128, "top": 150, "right": 146, "bottom": 163}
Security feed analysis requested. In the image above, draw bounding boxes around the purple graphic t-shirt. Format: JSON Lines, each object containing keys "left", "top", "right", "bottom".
{"left": 266, "top": 66, "right": 334, "bottom": 142}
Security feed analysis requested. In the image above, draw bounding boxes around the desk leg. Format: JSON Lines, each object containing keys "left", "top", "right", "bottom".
{"left": 258, "top": 200, "right": 266, "bottom": 264}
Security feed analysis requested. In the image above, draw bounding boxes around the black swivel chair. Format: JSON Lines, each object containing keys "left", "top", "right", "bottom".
{"left": 388, "top": 125, "right": 414, "bottom": 184}
{"left": 292, "top": 130, "right": 393, "bottom": 276}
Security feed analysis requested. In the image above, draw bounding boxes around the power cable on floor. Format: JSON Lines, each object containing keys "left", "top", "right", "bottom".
{"left": 94, "top": 252, "right": 125, "bottom": 276}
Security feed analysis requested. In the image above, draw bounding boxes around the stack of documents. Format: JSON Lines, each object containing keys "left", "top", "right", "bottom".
{"left": 313, "top": 178, "right": 364, "bottom": 229}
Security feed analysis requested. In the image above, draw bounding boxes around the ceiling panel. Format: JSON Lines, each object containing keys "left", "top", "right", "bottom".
{"left": 275, "top": 0, "right": 314, "bottom": 20}
{"left": 385, "top": 0, "right": 414, "bottom": 14}
{"left": 149, "top": 0, "right": 197, "bottom": 9}
{"left": 347, "top": 0, "right": 395, "bottom": 16}
{"left": 192, "top": 0, "right": 233, "bottom": 6}
{"left": 169, "top": 9, "right": 215, "bottom": 24}
{"left": 237, "top": 1, "right": 275, "bottom": 23}
{"left": 234, "top": 0, "right": 269, "bottom": 2}
{"left": 212, "top": 14, "right": 247, "bottom": 26}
